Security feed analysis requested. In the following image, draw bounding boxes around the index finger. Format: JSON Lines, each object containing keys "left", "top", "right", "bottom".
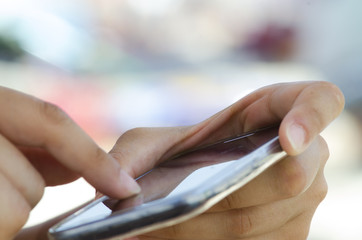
{"left": 0, "top": 87, "right": 140, "bottom": 198}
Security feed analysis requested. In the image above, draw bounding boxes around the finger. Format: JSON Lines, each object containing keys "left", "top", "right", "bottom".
{"left": 19, "top": 146, "right": 80, "bottom": 186}
{"left": 110, "top": 127, "right": 192, "bottom": 178}
{"left": 0, "top": 134, "right": 45, "bottom": 207}
{"left": 257, "top": 211, "right": 316, "bottom": 240}
{"left": 14, "top": 201, "right": 92, "bottom": 240}
{"left": 279, "top": 82, "right": 344, "bottom": 155}
{"left": 143, "top": 195, "right": 308, "bottom": 240}
{"left": 209, "top": 136, "right": 328, "bottom": 211}
{"left": 111, "top": 124, "right": 327, "bottom": 211}
{"left": 236, "top": 81, "right": 344, "bottom": 155}
{"left": 0, "top": 87, "right": 139, "bottom": 198}
{"left": 143, "top": 169, "right": 327, "bottom": 240}
{"left": 0, "top": 174, "right": 31, "bottom": 240}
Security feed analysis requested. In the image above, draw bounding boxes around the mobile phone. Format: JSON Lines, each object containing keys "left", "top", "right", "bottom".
{"left": 48, "top": 126, "right": 286, "bottom": 240}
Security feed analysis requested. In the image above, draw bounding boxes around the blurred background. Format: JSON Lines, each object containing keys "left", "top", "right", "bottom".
{"left": 1, "top": 0, "right": 362, "bottom": 239}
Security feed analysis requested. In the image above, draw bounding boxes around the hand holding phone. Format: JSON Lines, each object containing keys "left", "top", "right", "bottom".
{"left": 8, "top": 82, "right": 343, "bottom": 240}
{"left": 49, "top": 126, "right": 286, "bottom": 240}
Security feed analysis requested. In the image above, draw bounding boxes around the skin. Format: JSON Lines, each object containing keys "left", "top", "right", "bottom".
{"left": 110, "top": 81, "right": 344, "bottom": 240}
{"left": 8, "top": 81, "right": 344, "bottom": 240}
{"left": 0, "top": 86, "right": 141, "bottom": 240}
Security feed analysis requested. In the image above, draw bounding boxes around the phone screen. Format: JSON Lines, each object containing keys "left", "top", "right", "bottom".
{"left": 49, "top": 126, "right": 285, "bottom": 240}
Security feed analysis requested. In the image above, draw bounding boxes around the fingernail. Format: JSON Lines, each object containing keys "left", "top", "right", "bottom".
{"left": 287, "top": 123, "right": 306, "bottom": 153}
{"left": 120, "top": 169, "right": 141, "bottom": 195}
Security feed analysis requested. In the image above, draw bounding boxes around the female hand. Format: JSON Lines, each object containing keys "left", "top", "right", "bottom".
{"left": 108, "top": 81, "right": 344, "bottom": 240}
{"left": 0, "top": 86, "right": 140, "bottom": 240}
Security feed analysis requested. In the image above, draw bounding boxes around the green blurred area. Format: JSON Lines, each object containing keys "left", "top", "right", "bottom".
{"left": 0, "top": 34, "right": 24, "bottom": 61}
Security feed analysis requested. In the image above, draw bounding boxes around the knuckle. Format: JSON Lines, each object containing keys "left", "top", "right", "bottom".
{"left": 281, "top": 212, "right": 314, "bottom": 240}
{"left": 218, "top": 192, "right": 239, "bottom": 210}
{"left": 283, "top": 228, "right": 310, "bottom": 240}
{"left": 276, "top": 159, "right": 307, "bottom": 198}
{"left": 78, "top": 147, "right": 109, "bottom": 177}
{"left": 1, "top": 201, "right": 31, "bottom": 239}
{"left": 20, "top": 177, "right": 46, "bottom": 208}
{"left": 303, "top": 81, "right": 345, "bottom": 131}
{"left": 227, "top": 209, "right": 253, "bottom": 238}
{"left": 312, "top": 175, "right": 328, "bottom": 204}
{"left": 170, "top": 225, "right": 183, "bottom": 237}
{"left": 121, "top": 127, "right": 147, "bottom": 138}
{"left": 0, "top": 176, "right": 32, "bottom": 238}
{"left": 319, "top": 81, "right": 345, "bottom": 109}
{"left": 114, "top": 128, "right": 148, "bottom": 147}
{"left": 317, "top": 179, "right": 328, "bottom": 203}
{"left": 31, "top": 179, "right": 46, "bottom": 208}
{"left": 90, "top": 147, "right": 108, "bottom": 168}
{"left": 14, "top": 202, "right": 31, "bottom": 227}
{"left": 317, "top": 136, "right": 330, "bottom": 167}
{"left": 160, "top": 224, "right": 184, "bottom": 238}
{"left": 311, "top": 82, "right": 345, "bottom": 122}
{"left": 306, "top": 104, "right": 326, "bottom": 132}
{"left": 38, "top": 100, "right": 70, "bottom": 126}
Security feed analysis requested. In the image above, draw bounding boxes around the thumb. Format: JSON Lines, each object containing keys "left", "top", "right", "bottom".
{"left": 279, "top": 83, "right": 344, "bottom": 155}
{"left": 109, "top": 127, "right": 195, "bottom": 178}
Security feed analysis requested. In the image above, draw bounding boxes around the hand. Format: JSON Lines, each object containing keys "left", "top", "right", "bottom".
{"left": 0, "top": 86, "right": 140, "bottom": 240}
{"left": 139, "top": 137, "right": 328, "bottom": 240}
{"left": 108, "top": 81, "right": 344, "bottom": 239}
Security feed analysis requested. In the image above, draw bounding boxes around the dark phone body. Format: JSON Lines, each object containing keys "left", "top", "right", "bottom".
{"left": 49, "top": 126, "right": 286, "bottom": 240}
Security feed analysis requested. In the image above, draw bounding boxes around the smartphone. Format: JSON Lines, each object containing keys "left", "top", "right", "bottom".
{"left": 48, "top": 126, "right": 286, "bottom": 240}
